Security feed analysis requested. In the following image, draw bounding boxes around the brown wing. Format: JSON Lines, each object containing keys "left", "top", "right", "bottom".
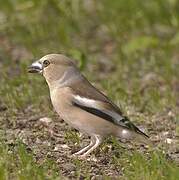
{"left": 69, "top": 77, "right": 149, "bottom": 138}
{"left": 69, "top": 77, "right": 123, "bottom": 113}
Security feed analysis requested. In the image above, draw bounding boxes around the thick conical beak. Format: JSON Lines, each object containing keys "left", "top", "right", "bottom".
{"left": 28, "top": 61, "right": 42, "bottom": 73}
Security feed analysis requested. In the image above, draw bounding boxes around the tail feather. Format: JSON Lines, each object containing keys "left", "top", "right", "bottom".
{"left": 132, "top": 131, "right": 153, "bottom": 147}
{"left": 118, "top": 116, "right": 154, "bottom": 146}
{"left": 117, "top": 127, "right": 153, "bottom": 147}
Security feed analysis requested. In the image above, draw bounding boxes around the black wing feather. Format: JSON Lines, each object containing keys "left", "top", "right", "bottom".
{"left": 72, "top": 100, "right": 149, "bottom": 138}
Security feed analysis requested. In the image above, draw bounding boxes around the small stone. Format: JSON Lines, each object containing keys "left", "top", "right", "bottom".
{"left": 165, "top": 138, "right": 173, "bottom": 144}
{"left": 162, "top": 131, "right": 169, "bottom": 136}
{"left": 54, "top": 146, "right": 59, "bottom": 151}
{"left": 61, "top": 144, "right": 70, "bottom": 149}
{"left": 168, "top": 111, "right": 174, "bottom": 117}
{"left": 54, "top": 144, "right": 70, "bottom": 151}
{"left": 39, "top": 117, "right": 52, "bottom": 126}
{"left": 36, "top": 138, "right": 42, "bottom": 144}
{"left": 91, "top": 175, "right": 103, "bottom": 180}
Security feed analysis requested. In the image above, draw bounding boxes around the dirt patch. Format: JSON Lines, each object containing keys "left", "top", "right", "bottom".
{"left": 0, "top": 104, "right": 178, "bottom": 179}
{"left": 1, "top": 109, "right": 123, "bottom": 178}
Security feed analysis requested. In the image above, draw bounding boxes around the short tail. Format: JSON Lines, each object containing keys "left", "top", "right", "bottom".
{"left": 117, "top": 127, "right": 153, "bottom": 147}
{"left": 121, "top": 116, "right": 153, "bottom": 146}
{"left": 132, "top": 131, "right": 153, "bottom": 147}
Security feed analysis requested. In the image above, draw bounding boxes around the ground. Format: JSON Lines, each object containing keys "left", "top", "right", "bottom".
{"left": 0, "top": 1, "right": 179, "bottom": 179}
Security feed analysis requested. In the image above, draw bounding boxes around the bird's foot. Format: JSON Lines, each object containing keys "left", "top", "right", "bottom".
{"left": 71, "top": 153, "right": 97, "bottom": 161}
{"left": 69, "top": 153, "right": 85, "bottom": 160}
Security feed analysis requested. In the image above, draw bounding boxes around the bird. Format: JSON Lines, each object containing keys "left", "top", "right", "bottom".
{"left": 28, "top": 54, "right": 151, "bottom": 158}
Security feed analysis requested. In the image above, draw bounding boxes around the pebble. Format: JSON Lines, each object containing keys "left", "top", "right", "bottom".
{"left": 39, "top": 117, "right": 52, "bottom": 126}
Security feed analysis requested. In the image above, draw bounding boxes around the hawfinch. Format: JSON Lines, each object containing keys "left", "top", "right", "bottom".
{"left": 28, "top": 54, "right": 151, "bottom": 158}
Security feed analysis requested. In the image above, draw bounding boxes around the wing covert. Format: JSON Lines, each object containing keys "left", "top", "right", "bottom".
{"left": 72, "top": 95, "right": 148, "bottom": 138}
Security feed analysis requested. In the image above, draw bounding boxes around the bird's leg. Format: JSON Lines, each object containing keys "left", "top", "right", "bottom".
{"left": 79, "top": 135, "right": 103, "bottom": 158}
{"left": 73, "top": 136, "right": 96, "bottom": 156}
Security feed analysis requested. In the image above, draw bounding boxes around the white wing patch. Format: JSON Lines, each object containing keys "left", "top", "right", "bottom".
{"left": 73, "top": 95, "right": 123, "bottom": 122}
{"left": 73, "top": 95, "right": 100, "bottom": 109}
{"left": 73, "top": 95, "right": 149, "bottom": 138}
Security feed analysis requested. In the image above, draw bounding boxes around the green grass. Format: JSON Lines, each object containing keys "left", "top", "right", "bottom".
{"left": 120, "top": 151, "right": 179, "bottom": 180}
{"left": 0, "top": 0, "right": 179, "bottom": 179}
{"left": 0, "top": 141, "right": 61, "bottom": 180}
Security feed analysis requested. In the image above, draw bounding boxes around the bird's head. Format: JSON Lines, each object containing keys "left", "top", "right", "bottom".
{"left": 28, "top": 54, "right": 76, "bottom": 86}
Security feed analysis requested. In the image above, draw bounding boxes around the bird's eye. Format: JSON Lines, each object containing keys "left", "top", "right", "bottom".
{"left": 43, "top": 60, "right": 50, "bottom": 67}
